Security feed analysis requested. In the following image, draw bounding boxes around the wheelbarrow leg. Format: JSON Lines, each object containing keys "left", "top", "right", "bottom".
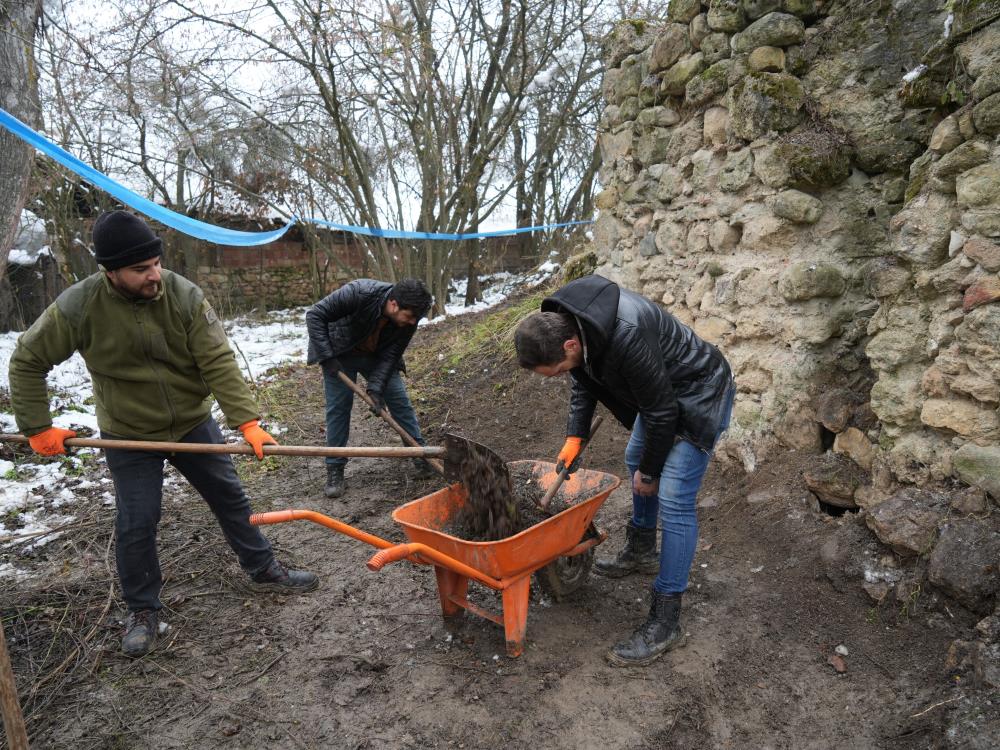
{"left": 434, "top": 566, "right": 468, "bottom": 623}
{"left": 501, "top": 576, "right": 531, "bottom": 657}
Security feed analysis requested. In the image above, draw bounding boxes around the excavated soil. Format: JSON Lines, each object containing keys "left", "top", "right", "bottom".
{"left": 3, "top": 297, "right": 989, "bottom": 749}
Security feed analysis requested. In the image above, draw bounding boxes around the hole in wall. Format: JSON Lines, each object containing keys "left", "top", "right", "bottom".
{"left": 820, "top": 425, "right": 836, "bottom": 451}
{"left": 815, "top": 496, "right": 859, "bottom": 517}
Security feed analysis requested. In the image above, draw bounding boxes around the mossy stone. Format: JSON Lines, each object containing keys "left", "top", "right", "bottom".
{"left": 686, "top": 60, "right": 732, "bottom": 107}
{"left": 729, "top": 71, "right": 805, "bottom": 140}
{"left": 773, "top": 126, "right": 853, "bottom": 189}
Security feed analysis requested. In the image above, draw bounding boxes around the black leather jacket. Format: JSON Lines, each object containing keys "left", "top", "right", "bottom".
{"left": 542, "top": 275, "right": 734, "bottom": 477}
{"left": 305, "top": 279, "right": 415, "bottom": 394}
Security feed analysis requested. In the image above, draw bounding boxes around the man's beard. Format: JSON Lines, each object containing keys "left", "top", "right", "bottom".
{"left": 114, "top": 277, "right": 160, "bottom": 300}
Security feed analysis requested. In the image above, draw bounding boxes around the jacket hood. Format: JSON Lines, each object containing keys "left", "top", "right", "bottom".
{"left": 541, "top": 274, "right": 620, "bottom": 349}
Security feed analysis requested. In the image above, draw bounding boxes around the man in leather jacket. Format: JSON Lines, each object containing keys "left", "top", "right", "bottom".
{"left": 305, "top": 278, "right": 434, "bottom": 498}
{"left": 515, "top": 274, "right": 735, "bottom": 666}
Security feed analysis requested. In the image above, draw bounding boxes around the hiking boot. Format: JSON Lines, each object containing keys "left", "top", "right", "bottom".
{"left": 324, "top": 465, "right": 345, "bottom": 498}
{"left": 606, "top": 590, "right": 685, "bottom": 667}
{"left": 122, "top": 609, "right": 166, "bottom": 658}
{"left": 594, "top": 521, "right": 659, "bottom": 578}
{"left": 251, "top": 560, "right": 319, "bottom": 593}
{"left": 412, "top": 458, "right": 437, "bottom": 480}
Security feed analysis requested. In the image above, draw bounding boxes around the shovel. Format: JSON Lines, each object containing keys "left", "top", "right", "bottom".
{"left": 538, "top": 415, "right": 605, "bottom": 511}
{"left": 0, "top": 430, "right": 504, "bottom": 483}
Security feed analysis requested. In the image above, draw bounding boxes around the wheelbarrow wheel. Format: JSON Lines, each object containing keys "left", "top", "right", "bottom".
{"left": 534, "top": 548, "right": 594, "bottom": 602}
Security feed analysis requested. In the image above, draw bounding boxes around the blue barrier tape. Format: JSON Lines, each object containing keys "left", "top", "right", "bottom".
{"left": 1, "top": 107, "right": 591, "bottom": 245}
{"left": 0, "top": 108, "right": 293, "bottom": 246}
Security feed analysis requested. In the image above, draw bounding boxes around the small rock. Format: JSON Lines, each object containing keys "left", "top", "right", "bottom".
{"left": 772, "top": 189, "right": 823, "bottom": 223}
{"left": 748, "top": 45, "right": 785, "bottom": 72}
{"left": 835, "top": 644, "right": 849, "bottom": 656}
{"left": 826, "top": 654, "right": 847, "bottom": 673}
{"left": 929, "top": 116, "right": 963, "bottom": 153}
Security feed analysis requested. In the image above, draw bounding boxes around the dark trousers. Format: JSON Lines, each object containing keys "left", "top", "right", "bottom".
{"left": 323, "top": 354, "right": 426, "bottom": 468}
{"left": 103, "top": 419, "right": 274, "bottom": 612}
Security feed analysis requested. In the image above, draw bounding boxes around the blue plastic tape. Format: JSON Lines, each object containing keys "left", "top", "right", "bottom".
{"left": 0, "top": 107, "right": 591, "bottom": 245}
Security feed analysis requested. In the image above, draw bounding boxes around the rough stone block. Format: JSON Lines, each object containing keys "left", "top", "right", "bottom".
{"left": 921, "top": 397, "right": 1000, "bottom": 441}
{"left": 963, "top": 276, "right": 1000, "bottom": 312}
{"left": 649, "top": 23, "right": 692, "bottom": 73}
{"left": 732, "top": 12, "right": 805, "bottom": 52}
{"left": 928, "top": 519, "right": 1000, "bottom": 612}
{"left": 704, "top": 106, "right": 730, "bottom": 145}
{"left": 729, "top": 71, "right": 805, "bottom": 140}
{"left": 865, "top": 488, "right": 946, "bottom": 556}
{"left": 833, "top": 427, "right": 876, "bottom": 471}
{"left": 707, "top": 0, "right": 747, "bottom": 32}
{"left": 699, "top": 32, "right": 732, "bottom": 65}
{"left": 772, "top": 189, "right": 822, "bottom": 223}
{"left": 779, "top": 262, "right": 846, "bottom": 301}
{"left": 669, "top": 0, "right": 702, "bottom": 23}
{"left": 972, "top": 92, "right": 1000, "bottom": 135}
{"left": 659, "top": 53, "right": 706, "bottom": 96}
{"left": 748, "top": 45, "right": 785, "bottom": 72}
{"left": 719, "top": 148, "right": 755, "bottom": 192}
{"left": 928, "top": 116, "right": 964, "bottom": 154}
{"left": 803, "top": 453, "right": 865, "bottom": 507}
{"left": 686, "top": 60, "right": 732, "bottom": 106}
{"left": 963, "top": 237, "right": 1000, "bottom": 271}
{"left": 953, "top": 444, "right": 1000, "bottom": 499}
{"left": 690, "top": 13, "right": 711, "bottom": 49}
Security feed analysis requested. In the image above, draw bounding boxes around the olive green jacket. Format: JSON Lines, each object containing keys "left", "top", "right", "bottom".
{"left": 8, "top": 270, "right": 260, "bottom": 441}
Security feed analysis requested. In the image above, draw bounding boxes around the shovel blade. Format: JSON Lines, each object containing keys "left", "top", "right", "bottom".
{"left": 443, "top": 433, "right": 509, "bottom": 485}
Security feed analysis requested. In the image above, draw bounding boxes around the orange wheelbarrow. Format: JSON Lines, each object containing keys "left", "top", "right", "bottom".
{"left": 251, "top": 460, "right": 620, "bottom": 657}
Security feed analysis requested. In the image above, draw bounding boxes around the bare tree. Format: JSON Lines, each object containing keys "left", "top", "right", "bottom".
{"left": 0, "top": 0, "right": 42, "bottom": 282}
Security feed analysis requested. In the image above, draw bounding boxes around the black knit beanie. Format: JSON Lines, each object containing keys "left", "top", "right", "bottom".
{"left": 92, "top": 211, "right": 163, "bottom": 271}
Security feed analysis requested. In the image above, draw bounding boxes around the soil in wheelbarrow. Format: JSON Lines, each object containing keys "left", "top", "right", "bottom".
{"left": 445, "top": 463, "right": 618, "bottom": 541}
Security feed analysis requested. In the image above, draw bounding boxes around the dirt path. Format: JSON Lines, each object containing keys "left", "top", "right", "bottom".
{"left": 6, "top": 304, "right": 986, "bottom": 749}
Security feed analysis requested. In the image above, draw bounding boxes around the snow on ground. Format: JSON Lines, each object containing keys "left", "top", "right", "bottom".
{"left": 0, "top": 262, "right": 557, "bottom": 575}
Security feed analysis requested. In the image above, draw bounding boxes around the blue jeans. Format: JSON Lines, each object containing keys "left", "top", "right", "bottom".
{"left": 103, "top": 419, "right": 274, "bottom": 612}
{"left": 324, "top": 354, "right": 426, "bottom": 468}
{"left": 624, "top": 384, "right": 735, "bottom": 595}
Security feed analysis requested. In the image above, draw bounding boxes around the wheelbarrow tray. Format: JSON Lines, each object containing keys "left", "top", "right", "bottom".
{"left": 392, "top": 460, "right": 620, "bottom": 581}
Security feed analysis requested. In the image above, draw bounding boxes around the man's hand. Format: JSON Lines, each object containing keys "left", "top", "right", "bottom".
{"left": 367, "top": 389, "right": 385, "bottom": 416}
{"left": 28, "top": 427, "right": 77, "bottom": 456}
{"left": 321, "top": 357, "right": 343, "bottom": 379}
{"left": 632, "top": 470, "right": 659, "bottom": 497}
{"left": 239, "top": 420, "right": 278, "bottom": 460}
{"left": 555, "top": 436, "right": 584, "bottom": 474}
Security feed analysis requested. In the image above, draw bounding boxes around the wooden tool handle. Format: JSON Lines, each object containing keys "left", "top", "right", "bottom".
{"left": 0, "top": 433, "right": 444, "bottom": 459}
{"left": 0, "top": 620, "right": 28, "bottom": 750}
{"left": 336, "top": 371, "right": 445, "bottom": 475}
{"left": 538, "top": 416, "right": 605, "bottom": 510}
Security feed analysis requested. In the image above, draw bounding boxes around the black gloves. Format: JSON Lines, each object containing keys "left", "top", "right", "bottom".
{"left": 367, "top": 389, "right": 385, "bottom": 415}
{"left": 321, "top": 358, "right": 343, "bottom": 378}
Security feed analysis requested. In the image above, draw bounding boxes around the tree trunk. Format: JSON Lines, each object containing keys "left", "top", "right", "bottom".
{"left": 0, "top": 0, "right": 42, "bottom": 283}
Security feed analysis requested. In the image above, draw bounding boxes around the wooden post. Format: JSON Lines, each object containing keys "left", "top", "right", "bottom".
{"left": 0, "top": 619, "right": 28, "bottom": 749}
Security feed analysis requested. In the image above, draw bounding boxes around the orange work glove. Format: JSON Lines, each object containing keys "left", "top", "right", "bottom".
{"left": 555, "top": 436, "right": 584, "bottom": 475}
{"left": 239, "top": 420, "right": 277, "bottom": 460}
{"left": 28, "top": 426, "right": 77, "bottom": 456}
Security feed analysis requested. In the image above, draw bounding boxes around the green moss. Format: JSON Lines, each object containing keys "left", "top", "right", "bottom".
{"left": 625, "top": 18, "right": 647, "bottom": 34}
{"left": 562, "top": 251, "right": 598, "bottom": 281}
{"left": 706, "top": 261, "right": 726, "bottom": 277}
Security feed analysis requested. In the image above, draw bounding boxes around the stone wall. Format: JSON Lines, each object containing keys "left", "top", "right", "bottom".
{"left": 592, "top": 1, "right": 999, "bottom": 483}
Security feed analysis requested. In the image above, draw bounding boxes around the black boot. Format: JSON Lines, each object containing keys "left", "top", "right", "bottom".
{"left": 594, "top": 521, "right": 658, "bottom": 578}
{"left": 325, "top": 465, "right": 345, "bottom": 498}
{"left": 250, "top": 560, "right": 320, "bottom": 593}
{"left": 606, "top": 589, "right": 684, "bottom": 666}
{"left": 122, "top": 609, "right": 168, "bottom": 657}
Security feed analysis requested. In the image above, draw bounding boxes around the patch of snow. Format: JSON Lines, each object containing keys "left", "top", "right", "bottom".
{"left": 903, "top": 64, "right": 927, "bottom": 83}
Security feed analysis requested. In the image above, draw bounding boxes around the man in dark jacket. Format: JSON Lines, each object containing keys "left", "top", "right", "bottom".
{"left": 515, "top": 274, "right": 735, "bottom": 666}
{"left": 8, "top": 211, "right": 319, "bottom": 658}
{"left": 305, "top": 278, "right": 434, "bottom": 498}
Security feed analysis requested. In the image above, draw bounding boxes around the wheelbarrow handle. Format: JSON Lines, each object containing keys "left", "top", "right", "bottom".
{"left": 538, "top": 416, "right": 605, "bottom": 510}
{"left": 336, "top": 372, "right": 445, "bottom": 476}
{"left": 249, "top": 509, "right": 394, "bottom": 550}
{"left": 366, "top": 543, "right": 501, "bottom": 588}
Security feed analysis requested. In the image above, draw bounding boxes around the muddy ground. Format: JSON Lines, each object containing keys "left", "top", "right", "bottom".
{"left": 2, "top": 293, "right": 992, "bottom": 749}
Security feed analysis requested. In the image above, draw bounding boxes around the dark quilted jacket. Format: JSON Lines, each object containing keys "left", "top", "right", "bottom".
{"left": 305, "top": 279, "right": 415, "bottom": 394}
{"left": 542, "top": 274, "right": 734, "bottom": 477}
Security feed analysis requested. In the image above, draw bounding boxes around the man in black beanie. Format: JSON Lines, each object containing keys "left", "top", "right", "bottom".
{"left": 9, "top": 210, "right": 319, "bottom": 657}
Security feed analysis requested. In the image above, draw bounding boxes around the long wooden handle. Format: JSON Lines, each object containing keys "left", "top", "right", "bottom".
{"left": 336, "top": 371, "right": 445, "bottom": 475}
{"left": 539, "top": 416, "right": 605, "bottom": 510}
{"left": 0, "top": 433, "right": 444, "bottom": 459}
{"left": 0, "top": 620, "right": 28, "bottom": 750}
